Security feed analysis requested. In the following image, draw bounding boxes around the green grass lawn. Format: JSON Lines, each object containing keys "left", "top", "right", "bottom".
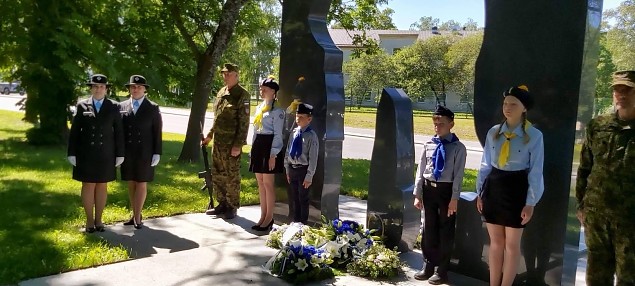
{"left": 343, "top": 107, "right": 478, "bottom": 141}
{"left": 0, "top": 109, "right": 477, "bottom": 284}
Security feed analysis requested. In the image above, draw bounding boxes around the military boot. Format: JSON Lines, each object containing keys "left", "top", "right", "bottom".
{"left": 205, "top": 202, "right": 227, "bottom": 216}
{"left": 224, "top": 207, "right": 237, "bottom": 219}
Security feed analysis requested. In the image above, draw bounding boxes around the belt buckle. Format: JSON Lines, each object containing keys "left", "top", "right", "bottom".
{"left": 431, "top": 181, "right": 437, "bottom": 187}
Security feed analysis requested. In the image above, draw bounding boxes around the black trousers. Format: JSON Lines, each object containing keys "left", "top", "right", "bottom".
{"left": 421, "top": 179, "right": 456, "bottom": 277}
{"left": 288, "top": 165, "right": 310, "bottom": 223}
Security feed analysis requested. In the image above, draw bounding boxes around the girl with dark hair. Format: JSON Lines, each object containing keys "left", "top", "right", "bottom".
{"left": 476, "top": 85, "right": 545, "bottom": 286}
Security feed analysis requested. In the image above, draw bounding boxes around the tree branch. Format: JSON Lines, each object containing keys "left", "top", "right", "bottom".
{"left": 164, "top": 0, "right": 202, "bottom": 59}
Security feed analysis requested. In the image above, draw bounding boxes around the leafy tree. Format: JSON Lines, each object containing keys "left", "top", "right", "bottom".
{"left": 329, "top": 0, "right": 392, "bottom": 58}
{"left": 603, "top": 0, "right": 635, "bottom": 70}
{"left": 464, "top": 18, "right": 479, "bottom": 31}
{"left": 446, "top": 32, "right": 483, "bottom": 102}
{"left": 1, "top": 0, "right": 105, "bottom": 145}
{"left": 343, "top": 53, "right": 396, "bottom": 106}
{"left": 439, "top": 20, "right": 462, "bottom": 31}
{"left": 409, "top": 16, "right": 440, "bottom": 31}
{"left": 393, "top": 35, "right": 459, "bottom": 105}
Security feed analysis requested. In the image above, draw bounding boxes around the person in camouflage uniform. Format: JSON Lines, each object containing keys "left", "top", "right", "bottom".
{"left": 202, "top": 63, "right": 251, "bottom": 219}
{"left": 576, "top": 70, "right": 635, "bottom": 286}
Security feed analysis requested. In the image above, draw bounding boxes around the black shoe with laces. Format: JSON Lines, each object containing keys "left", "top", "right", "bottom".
{"left": 205, "top": 203, "right": 227, "bottom": 216}
{"left": 414, "top": 264, "right": 435, "bottom": 281}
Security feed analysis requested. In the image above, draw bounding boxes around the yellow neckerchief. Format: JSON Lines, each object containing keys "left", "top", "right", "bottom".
{"left": 498, "top": 120, "right": 532, "bottom": 167}
{"left": 253, "top": 101, "right": 273, "bottom": 130}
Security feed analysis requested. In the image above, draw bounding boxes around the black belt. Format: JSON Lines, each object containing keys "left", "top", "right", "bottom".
{"left": 424, "top": 179, "right": 452, "bottom": 188}
{"left": 291, "top": 164, "right": 308, "bottom": 169}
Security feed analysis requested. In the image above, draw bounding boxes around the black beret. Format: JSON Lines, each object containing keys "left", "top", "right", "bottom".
{"left": 503, "top": 85, "right": 533, "bottom": 110}
{"left": 297, "top": 103, "right": 313, "bottom": 115}
{"left": 433, "top": 105, "right": 454, "bottom": 120}
{"left": 261, "top": 77, "right": 279, "bottom": 92}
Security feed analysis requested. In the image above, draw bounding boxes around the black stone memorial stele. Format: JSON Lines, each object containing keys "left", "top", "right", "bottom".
{"left": 366, "top": 88, "right": 419, "bottom": 251}
{"left": 274, "top": 0, "right": 344, "bottom": 224}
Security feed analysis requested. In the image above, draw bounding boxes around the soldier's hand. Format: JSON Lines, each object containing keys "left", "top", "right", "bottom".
{"left": 520, "top": 205, "right": 534, "bottom": 225}
{"left": 476, "top": 196, "right": 483, "bottom": 214}
{"left": 413, "top": 197, "right": 423, "bottom": 210}
{"left": 302, "top": 180, "right": 312, "bottom": 188}
{"left": 230, "top": 146, "right": 241, "bottom": 157}
{"left": 576, "top": 210, "right": 585, "bottom": 225}
{"left": 268, "top": 156, "right": 276, "bottom": 171}
{"left": 201, "top": 136, "right": 212, "bottom": 146}
{"left": 115, "top": 157, "right": 125, "bottom": 167}
{"left": 447, "top": 199, "right": 458, "bottom": 217}
{"left": 286, "top": 174, "right": 291, "bottom": 184}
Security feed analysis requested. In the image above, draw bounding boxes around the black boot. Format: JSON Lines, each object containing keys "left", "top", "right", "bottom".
{"left": 224, "top": 207, "right": 237, "bottom": 219}
{"left": 205, "top": 203, "right": 227, "bottom": 216}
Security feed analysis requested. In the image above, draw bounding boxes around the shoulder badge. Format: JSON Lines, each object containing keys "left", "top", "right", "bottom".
{"left": 243, "top": 100, "right": 250, "bottom": 115}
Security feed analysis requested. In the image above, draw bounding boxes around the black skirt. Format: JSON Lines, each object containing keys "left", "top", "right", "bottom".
{"left": 481, "top": 168, "right": 529, "bottom": 228}
{"left": 249, "top": 134, "right": 284, "bottom": 174}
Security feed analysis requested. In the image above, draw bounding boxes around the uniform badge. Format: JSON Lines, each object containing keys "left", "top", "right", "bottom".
{"left": 244, "top": 100, "right": 250, "bottom": 115}
{"left": 279, "top": 113, "right": 284, "bottom": 119}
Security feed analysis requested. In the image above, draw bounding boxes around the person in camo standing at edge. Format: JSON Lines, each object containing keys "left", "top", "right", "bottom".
{"left": 202, "top": 63, "right": 251, "bottom": 219}
{"left": 284, "top": 103, "right": 318, "bottom": 224}
{"left": 412, "top": 105, "right": 467, "bottom": 285}
{"left": 67, "top": 74, "right": 125, "bottom": 233}
{"left": 476, "top": 85, "right": 544, "bottom": 286}
{"left": 249, "top": 76, "right": 285, "bottom": 232}
{"left": 576, "top": 70, "right": 635, "bottom": 286}
{"left": 120, "top": 75, "right": 162, "bottom": 229}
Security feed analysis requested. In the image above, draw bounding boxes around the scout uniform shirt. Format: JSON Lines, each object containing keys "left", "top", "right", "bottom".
{"left": 284, "top": 126, "right": 319, "bottom": 182}
{"left": 476, "top": 122, "right": 545, "bottom": 206}
{"left": 252, "top": 103, "right": 285, "bottom": 156}
{"left": 208, "top": 84, "right": 251, "bottom": 148}
{"left": 414, "top": 133, "right": 467, "bottom": 199}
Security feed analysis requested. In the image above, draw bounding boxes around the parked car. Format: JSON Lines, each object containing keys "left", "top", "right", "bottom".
{"left": 0, "top": 81, "right": 25, "bottom": 95}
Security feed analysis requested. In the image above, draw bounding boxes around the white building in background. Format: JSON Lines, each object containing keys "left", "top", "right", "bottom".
{"left": 328, "top": 29, "right": 476, "bottom": 113}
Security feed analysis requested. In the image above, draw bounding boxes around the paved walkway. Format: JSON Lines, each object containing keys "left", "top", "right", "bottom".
{"left": 20, "top": 196, "right": 487, "bottom": 286}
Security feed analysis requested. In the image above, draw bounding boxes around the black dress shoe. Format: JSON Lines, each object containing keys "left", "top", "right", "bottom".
{"left": 251, "top": 223, "right": 262, "bottom": 230}
{"left": 427, "top": 273, "right": 448, "bottom": 285}
{"left": 85, "top": 227, "right": 96, "bottom": 233}
{"left": 123, "top": 214, "right": 141, "bottom": 226}
{"left": 254, "top": 220, "right": 274, "bottom": 231}
{"left": 95, "top": 225, "right": 105, "bottom": 232}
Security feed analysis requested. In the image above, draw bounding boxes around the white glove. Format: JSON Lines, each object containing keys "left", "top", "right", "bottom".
{"left": 115, "top": 157, "right": 125, "bottom": 167}
{"left": 151, "top": 154, "right": 160, "bottom": 167}
{"left": 67, "top": 156, "right": 76, "bottom": 166}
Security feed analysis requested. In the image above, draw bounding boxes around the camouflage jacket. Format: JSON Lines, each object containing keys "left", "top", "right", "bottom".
{"left": 208, "top": 84, "right": 250, "bottom": 148}
{"left": 576, "top": 112, "right": 635, "bottom": 217}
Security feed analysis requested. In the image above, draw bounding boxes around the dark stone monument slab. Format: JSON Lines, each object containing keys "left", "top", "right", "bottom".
{"left": 459, "top": 1, "right": 604, "bottom": 285}
{"left": 366, "top": 88, "right": 419, "bottom": 251}
{"left": 274, "top": 0, "right": 344, "bottom": 224}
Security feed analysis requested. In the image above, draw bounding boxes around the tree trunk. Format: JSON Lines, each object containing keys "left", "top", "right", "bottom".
{"left": 177, "top": 0, "right": 250, "bottom": 162}
{"left": 178, "top": 59, "right": 214, "bottom": 162}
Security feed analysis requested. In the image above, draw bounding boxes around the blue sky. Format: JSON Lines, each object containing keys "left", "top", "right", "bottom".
{"left": 384, "top": 0, "right": 625, "bottom": 30}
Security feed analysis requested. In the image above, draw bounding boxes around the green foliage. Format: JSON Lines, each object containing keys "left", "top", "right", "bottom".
{"left": 410, "top": 17, "right": 481, "bottom": 31}
{"left": 603, "top": 1, "right": 635, "bottom": 70}
{"left": 346, "top": 244, "right": 404, "bottom": 279}
{"left": 596, "top": 35, "right": 617, "bottom": 99}
{"left": 329, "top": 0, "right": 393, "bottom": 57}
{"left": 393, "top": 34, "right": 459, "bottom": 101}
{"left": 343, "top": 53, "right": 396, "bottom": 105}
{"left": 446, "top": 32, "right": 484, "bottom": 101}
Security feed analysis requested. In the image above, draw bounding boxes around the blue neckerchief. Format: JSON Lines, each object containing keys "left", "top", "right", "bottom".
{"left": 431, "top": 133, "right": 459, "bottom": 180}
{"left": 289, "top": 126, "right": 311, "bottom": 160}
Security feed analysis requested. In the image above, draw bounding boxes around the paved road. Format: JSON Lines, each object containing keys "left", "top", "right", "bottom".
{"left": 0, "top": 95, "right": 485, "bottom": 169}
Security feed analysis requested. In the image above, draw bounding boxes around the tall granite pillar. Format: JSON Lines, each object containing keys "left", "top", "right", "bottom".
{"left": 463, "top": 1, "right": 603, "bottom": 285}
{"left": 275, "top": 0, "right": 344, "bottom": 223}
{"left": 366, "top": 88, "right": 418, "bottom": 251}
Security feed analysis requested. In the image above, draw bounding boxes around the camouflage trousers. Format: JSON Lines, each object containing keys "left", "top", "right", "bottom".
{"left": 584, "top": 211, "right": 635, "bottom": 286}
{"left": 211, "top": 144, "right": 242, "bottom": 209}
